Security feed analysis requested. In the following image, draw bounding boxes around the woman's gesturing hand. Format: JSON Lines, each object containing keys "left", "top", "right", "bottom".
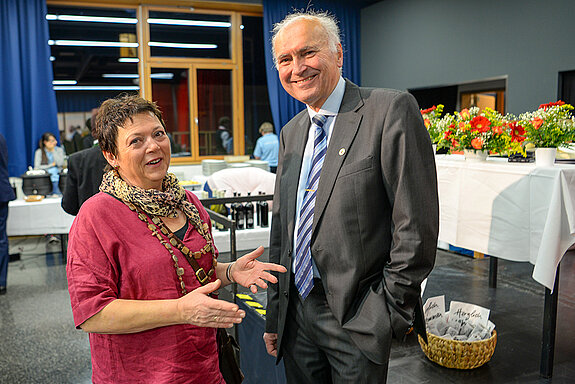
{"left": 177, "top": 279, "right": 245, "bottom": 328}
{"left": 231, "top": 246, "right": 287, "bottom": 293}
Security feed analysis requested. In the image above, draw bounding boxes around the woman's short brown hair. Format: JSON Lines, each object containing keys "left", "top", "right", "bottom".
{"left": 94, "top": 94, "right": 165, "bottom": 156}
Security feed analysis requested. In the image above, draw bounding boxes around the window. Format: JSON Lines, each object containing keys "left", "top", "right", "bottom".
{"left": 47, "top": 2, "right": 272, "bottom": 163}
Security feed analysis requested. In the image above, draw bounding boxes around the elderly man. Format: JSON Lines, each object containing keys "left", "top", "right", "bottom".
{"left": 263, "top": 11, "right": 439, "bottom": 383}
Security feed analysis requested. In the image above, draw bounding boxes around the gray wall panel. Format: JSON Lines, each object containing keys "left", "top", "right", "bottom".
{"left": 360, "top": 0, "right": 575, "bottom": 113}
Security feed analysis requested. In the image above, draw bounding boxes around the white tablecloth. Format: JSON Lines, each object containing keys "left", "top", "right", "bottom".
{"left": 7, "top": 196, "right": 270, "bottom": 252}
{"left": 7, "top": 197, "right": 74, "bottom": 236}
{"left": 436, "top": 155, "right": 575, "bottom": 290}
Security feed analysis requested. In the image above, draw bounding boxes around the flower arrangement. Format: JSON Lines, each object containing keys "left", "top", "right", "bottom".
{"left": 442, "top": 107, "right": 523, "bottom": 155}
{"left": 421, "top": 104, "right": 444, "bottom": 145}
{"left": 519, "top": 101, "right": 575, "bottom": 148}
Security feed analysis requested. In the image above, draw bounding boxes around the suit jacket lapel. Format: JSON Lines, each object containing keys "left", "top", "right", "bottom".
{"left": 313, "top": 80, "right": 364, "bottom": 232}
{"left": 286, "top": 112, "right": 311, "bottom": 246}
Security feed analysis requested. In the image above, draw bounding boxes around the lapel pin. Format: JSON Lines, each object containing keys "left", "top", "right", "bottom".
{"left": 339, "top": 148, "right": 346, "bottom": 156}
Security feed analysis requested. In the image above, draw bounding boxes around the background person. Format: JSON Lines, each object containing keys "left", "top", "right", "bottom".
{"left": 0, "top": 133, "right": 16, "bottom": 296}
{"left": 216, "top": 116, "right": 233, "bottom": 154}
{"left": 34, "top": 132, "right": 65, "bottom": 195}
{"left": 66, "top": 95, "right": 285, "bottom": 383}
{"left": 253, "top": 122, "right": 279, "bottom": 173}
{"left": 263, "top": 11, "right": 438, "bottom": 383}
{"left": 61, "top": 131, "right": 108, "bottom": 216}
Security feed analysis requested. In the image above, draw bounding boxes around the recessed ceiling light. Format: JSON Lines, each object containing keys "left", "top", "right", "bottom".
{"left": 52, "top": 80, "right": 77, "bottom": 85}
{"left": 53, "top": 85, "right": 140, "bottom": 91}
{"left": 48, "top": 40, "right": 139, "bottom": 48}
{"left": 102, "top": 73, "right": 174, "bottom": 79}
{"left": 148, "top": 42, "right": 217, "bottom": 49}
{"left": 46, "top": 14, "right": 137, "bottom": 24}
{"left": 147, "top": 18, "right": 230, "bottom": 28}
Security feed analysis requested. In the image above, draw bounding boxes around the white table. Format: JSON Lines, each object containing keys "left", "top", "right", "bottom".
{"left": 436, "top": 155, "right": 575, "bottom": 377}
{"left": 7, "top": 196, "right": 270, "bottom": 254}
{"left": 7, "top": 197, "right": 74, "bottom": 236}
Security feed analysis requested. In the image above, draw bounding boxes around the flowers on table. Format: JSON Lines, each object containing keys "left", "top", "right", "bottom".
{"left": 442, "top": 107, "right": 523, "bottom": 155}
{"left": 421, "top": 104, "right": 445, "bottom": 146}
{"left": 519, "top": 101, "right": 575, "bottom": 148}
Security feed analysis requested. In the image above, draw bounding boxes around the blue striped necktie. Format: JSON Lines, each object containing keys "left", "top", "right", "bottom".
{"left": 294, "top": 114, "right": 328, "bottom": 299}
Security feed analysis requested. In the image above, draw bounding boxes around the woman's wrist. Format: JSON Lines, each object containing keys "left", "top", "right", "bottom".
{"left": 226, "top": 262, "right": 235, "bottom": 284}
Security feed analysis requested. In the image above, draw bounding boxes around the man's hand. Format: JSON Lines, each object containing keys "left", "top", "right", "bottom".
{"left": 263, "top": 332, "right": 279, "bottom": 357}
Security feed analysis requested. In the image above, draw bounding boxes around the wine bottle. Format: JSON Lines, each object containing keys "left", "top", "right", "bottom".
{"left": 260, "top": 195, "right": 269, "bottom": 228}
{"left": 245, "top": 192, "right": 254, "bottom": 229}
{"left": 235, "top": 193, "right": 245, "bottom": 230}
{"left": 256, "top": 191, "right": 262, "bottom": 227}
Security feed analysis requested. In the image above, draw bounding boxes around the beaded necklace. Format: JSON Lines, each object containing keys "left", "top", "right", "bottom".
{"left": 125, "top": 201, "right": 217, "bottom": 295}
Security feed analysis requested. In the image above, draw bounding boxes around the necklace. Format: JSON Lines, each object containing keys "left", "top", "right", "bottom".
{"left": 125, "top": 201, "right": 217, "bottom": 295}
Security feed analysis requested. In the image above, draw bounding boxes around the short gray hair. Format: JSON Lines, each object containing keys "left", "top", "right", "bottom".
{"left": 271, "top": 10, "right": 341, "bottom": 68}
{"left": 259, "top": 122, "right": 274, "bottom": 134}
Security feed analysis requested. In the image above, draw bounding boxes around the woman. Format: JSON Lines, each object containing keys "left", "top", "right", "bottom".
{"left": 34, "top": 132, "right": 65, "bottom": 194}
{"left": 66, "top": 95, "right": 286, "bottom": 383}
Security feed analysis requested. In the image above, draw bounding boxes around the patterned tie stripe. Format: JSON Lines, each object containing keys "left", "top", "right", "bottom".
{"left": 294, "top": 114, "right": 327, "bottom": 299}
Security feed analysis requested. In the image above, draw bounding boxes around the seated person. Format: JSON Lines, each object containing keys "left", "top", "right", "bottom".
{"left": 34, "top": 132, "right": 65, "bottom": 195}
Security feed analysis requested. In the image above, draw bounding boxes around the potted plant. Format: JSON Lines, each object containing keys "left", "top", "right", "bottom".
{"left": 519, "top": 101, "right": 575, "bottom": 166}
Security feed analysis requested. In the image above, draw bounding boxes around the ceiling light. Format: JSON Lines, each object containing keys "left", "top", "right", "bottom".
{"left": 148, "top": 42, "right": 217, "bottom": 49}
{"left": 49, "top": 40, "right": 139, "bottom": 48}
{"left": 52, "top": 80, "right": 77, "bottom": 85}
{"left": 53, "top": 85, "right": 140, "bottom": 91}
{"left": 102, "top": 74, "right": 139, "bottom": 79}
{"left": 102, "top": 73, "right": 174, "bottom": 79}
{"left": 46, "top": 14, "right": 137, "bottom": 24}
{"left": 49, "top": 56, "right": 55, "bottom": 61}
{"left": 147, "top": 18, "right": 230, "bottom": 28}
{"left": 118, "top": 58, "right": 139, "bottom": 63}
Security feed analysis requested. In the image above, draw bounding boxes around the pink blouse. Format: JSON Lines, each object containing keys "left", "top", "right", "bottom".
{"left": 67, "top": 191, "right": 224, "bottom": 384}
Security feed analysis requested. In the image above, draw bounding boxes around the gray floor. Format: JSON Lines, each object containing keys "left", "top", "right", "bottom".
{"left": 1, "top": 237, "right": 574, "bottom": 383}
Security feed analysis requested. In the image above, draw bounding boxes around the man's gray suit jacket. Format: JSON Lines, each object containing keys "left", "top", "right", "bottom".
{"left": 266, "top": 79, "right": 439, "bottom": 365}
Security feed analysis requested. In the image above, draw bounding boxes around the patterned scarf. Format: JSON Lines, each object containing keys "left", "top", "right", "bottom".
{"left": 99, "top": 169, "right": 208, "bottom": 237}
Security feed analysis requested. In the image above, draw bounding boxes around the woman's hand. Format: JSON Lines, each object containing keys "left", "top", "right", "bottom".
{"left": 230, "top": 246, "right": 287, "bottom": 293}
{"left": 177, "top": 279, "right": 245, "bottom": 328}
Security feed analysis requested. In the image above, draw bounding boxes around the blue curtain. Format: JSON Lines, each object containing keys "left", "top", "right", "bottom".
{"left": 0, "top": 0, "right": 59, "bottom": 177}
{"left": 262, "top": 0, "right": 361, "bottom": 133}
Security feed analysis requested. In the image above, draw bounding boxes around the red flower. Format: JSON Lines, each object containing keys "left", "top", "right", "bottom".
{"left": 444, "top": 130, "right": 452, "bottom": 139}
{"left": 421, "top": 106, "right": 437, "bottom": 115}
{"left": 539, "top": 100, "right": 565, "bottom": 110}
{"left": 492, "top": 126, "right": 503, "bottom": 135}
{"left": 532, "top": 117, "right": 543, "bottom": 129}
{"left": 508, "top": 121, "right": 526, "bottom": 143}
{"left": 471, "top": 138, "right": 484, "bottom": 149}
{"left": 470, "top": 116, "right": 491, "bottom": 132}
{"left": 451, "top": 138, "right": 459, "bottom": 147}
{"left": 424, "top": 118, "right": 430, "bottom": 128}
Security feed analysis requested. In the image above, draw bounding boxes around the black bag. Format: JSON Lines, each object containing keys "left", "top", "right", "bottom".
{"left": 217, "top": 328, "right": 244, "bottom": 384}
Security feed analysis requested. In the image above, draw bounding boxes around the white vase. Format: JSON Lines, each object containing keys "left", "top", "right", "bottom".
{"left": 463, "top": 149, "right": 489, "bottom": 162}
{"left": 535, "top": 147, "right": 557, "bottom": 167}
{"left": 432, "top": 144, "right": 437, "bottom": 154}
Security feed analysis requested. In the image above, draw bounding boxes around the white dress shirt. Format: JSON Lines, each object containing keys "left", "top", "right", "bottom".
{"left": 293, "top": 76, "right": 346, "bottom": 278}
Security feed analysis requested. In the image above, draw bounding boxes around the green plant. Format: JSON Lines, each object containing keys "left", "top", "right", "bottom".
{"left": 421, "top": 104, "right": 445, "bottom": 145}
{"left": 519, "top": 101, "right": 575, "bottom": 148}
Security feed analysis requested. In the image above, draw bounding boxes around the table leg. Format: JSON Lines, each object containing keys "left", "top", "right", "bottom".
{"left": 540, "top": 265, "right": 560, "bottom": 378}
{"left": 489, "top": 256, "right": 498, "bottom": 288}
{"left": 60, "top": 234, "right": 68, "bottom": 263}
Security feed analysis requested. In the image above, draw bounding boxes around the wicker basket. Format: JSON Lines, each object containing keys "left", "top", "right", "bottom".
{"left": 418, "top": 330, "right": 497, "bottom": 369}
